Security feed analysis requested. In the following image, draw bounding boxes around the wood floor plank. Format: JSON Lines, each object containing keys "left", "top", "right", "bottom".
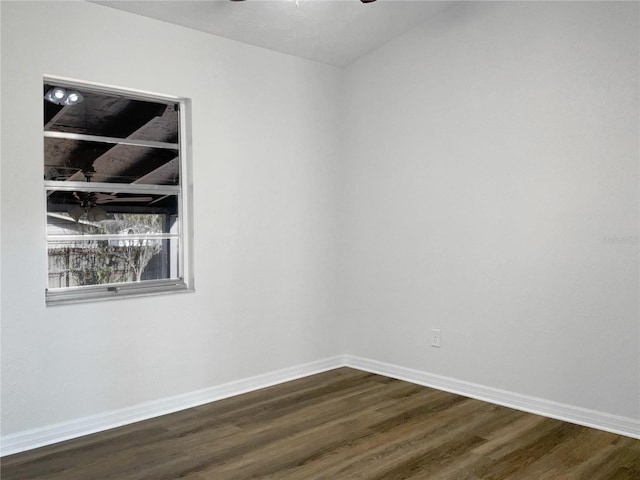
{"left": 246, "top": 394, "right": 482, "bottom": 480}
{"left": 2, "top": 368, "right": 639, "bottom": 480}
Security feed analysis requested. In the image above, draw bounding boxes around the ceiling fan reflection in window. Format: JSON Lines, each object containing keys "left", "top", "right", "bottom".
{"left": 68, "top": 167, "right": 153, "bottom": 222}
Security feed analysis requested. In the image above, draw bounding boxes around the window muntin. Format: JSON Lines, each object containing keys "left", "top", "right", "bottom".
{"left": 44, "top": 78, "right": 192, "bottom": 304}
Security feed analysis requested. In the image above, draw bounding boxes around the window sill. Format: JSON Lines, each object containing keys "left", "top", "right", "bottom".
{"left": 46, "top": 280, "right": 194, "bottom": 306}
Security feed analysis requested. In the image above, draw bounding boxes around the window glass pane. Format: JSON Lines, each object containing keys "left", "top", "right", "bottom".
{"left": 46, "top": 212, "right": 178, "bottom": 236}
{"left": 46, "top": 192, "right": 178, "bottom": 235}
{"left": 47, "top": 238, "right": 180, "bottom": 289}
{"left": 44, "top": 85, "right": 179, "bottom": 143}
{"left": 44, "top": 140, "right": 179, "bottom": 185}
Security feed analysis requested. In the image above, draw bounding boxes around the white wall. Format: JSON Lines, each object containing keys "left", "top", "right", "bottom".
{"left": 340, "top": 1, "right": 639, "bottom": 420}
{"left": 0, "top": 1, "right": 342, "bottom": 435}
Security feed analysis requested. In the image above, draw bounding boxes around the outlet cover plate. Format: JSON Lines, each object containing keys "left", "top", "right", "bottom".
{"left": 431, "top": 329, "right": 441, "bottom": 348}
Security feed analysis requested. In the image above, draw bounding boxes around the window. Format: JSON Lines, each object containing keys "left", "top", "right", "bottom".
{"left": 44, "top": 77, "right": 193, "bottom": 305}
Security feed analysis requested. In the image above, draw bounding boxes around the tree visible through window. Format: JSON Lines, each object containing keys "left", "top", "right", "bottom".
{"left": 44, "top": 79, "right": 192, "bottom": 304}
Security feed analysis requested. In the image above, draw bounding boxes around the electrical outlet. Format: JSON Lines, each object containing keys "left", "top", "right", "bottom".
{"left": 431, "top": 329, "right": 441, "bottom": 348}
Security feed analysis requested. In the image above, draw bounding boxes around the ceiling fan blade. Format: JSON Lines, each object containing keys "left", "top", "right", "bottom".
{"left": 93, "top": 193, "right": 118, "bottom": 202}
{"left": 97, "top": 197, "right": 154, "bottom": 204}
{"left": 68, "top": 205, "right": 84, "bottom": 222}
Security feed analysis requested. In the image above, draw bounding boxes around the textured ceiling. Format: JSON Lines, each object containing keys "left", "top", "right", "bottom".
{"left": 92, "top": 0, "right": 456, "bottom": 67}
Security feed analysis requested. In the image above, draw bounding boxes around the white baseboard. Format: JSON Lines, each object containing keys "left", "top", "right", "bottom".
{"left": 3, "top": 353, "right": 638, "bottom": 456}
{"left": 345, "top": 355, "right": 640, "bottom": 440}
{"left": 0, "top": 355, "right": 347, "bottom": 457}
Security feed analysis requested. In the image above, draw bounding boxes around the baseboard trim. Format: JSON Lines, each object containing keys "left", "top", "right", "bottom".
{"left": 0, "top": 355, "right": 347, "bottom": 457}
{"left": 344, "top": 355, "right": 640, "bottom": 440}
{"left": 3, "top": 353, "right": 638, "bottom": 456}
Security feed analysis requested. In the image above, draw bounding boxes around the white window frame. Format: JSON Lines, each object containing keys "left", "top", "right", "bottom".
{"left": 44, "top": 76, "right": 194, "bottom": 305}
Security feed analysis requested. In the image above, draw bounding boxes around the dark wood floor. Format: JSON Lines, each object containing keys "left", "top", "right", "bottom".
{"left": 2, "top": 368, "right": 639, "bottom": 479}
